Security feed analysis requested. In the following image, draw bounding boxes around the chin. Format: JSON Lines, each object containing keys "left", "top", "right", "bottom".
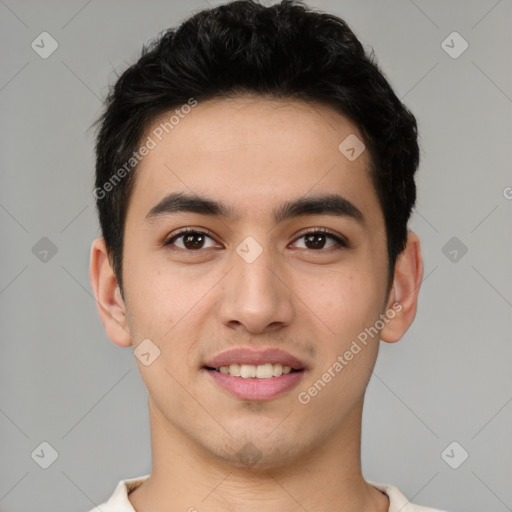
{"left": 206, "top": 430, "right": 306, "bottom": 470}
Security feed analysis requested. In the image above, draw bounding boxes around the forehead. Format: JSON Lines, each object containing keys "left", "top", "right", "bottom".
{"left": 125, "top": 95, "right": 381, "bottom": 229}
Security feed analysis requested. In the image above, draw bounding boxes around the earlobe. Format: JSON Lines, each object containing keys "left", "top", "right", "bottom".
{"left": 380, "top": 231, "right": 424, "bottom": 344}
{"left": 89, "top": 237, "right": 132, "bottom": 347}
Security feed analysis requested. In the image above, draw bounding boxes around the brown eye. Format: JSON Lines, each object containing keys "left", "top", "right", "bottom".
{"left": 165, "top": 229, "right": 218, "bottom": 251}
{"left": 292, "top": 229, "right": 347, "bottom": 250}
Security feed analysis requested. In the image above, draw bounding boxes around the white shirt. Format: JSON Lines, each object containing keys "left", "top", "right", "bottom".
{"left": 87, "top": 475, "right": 450, "bottom": 512}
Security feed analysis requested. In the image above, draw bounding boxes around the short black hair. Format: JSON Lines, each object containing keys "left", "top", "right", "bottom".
{"left": 93, "top": 0, "right": 420, "bottom": 300}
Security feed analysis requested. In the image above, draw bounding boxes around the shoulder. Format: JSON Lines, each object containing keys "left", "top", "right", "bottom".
{"left": 367, "top": 480, "right": 451, "bottom": 512}
{"left": 85, "top": 474, "right": 150, "bottom": 512}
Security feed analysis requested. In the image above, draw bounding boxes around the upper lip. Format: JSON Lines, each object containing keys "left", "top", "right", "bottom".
{"left": 204, "top": 348, "right": 306, "bottom": 370}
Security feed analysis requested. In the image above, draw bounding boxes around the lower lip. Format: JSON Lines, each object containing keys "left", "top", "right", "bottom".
{"left": 205, "top": 369, "right": 305, "bottom": 401}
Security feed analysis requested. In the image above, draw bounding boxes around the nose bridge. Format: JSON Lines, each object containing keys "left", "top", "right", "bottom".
{"left": 233, "top": 237, "right": 279, "bottom": 298}
{"left": 219, "top": 235, "right": 293, "bottom": 331}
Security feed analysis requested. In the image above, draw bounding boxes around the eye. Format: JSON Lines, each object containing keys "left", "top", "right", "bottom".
{"left": 292, "top": 228, "right": 348, "bottom": 250}
{"left": 163, "top": 227, "right": 348, "bottom": 252}
{"left": 164, "top": 228, "right": 219, "bottom": 251}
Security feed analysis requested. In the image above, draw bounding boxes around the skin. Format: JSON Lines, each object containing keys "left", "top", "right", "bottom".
{"left": 90, "top": 95, "right": 423, "bottom": 512}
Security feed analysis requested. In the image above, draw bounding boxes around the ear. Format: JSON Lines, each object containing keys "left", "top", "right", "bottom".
{"left": 380, "top": 230, "right": 424, "bottom": 344}
{"left": 89, "top": 237, "right": 132, "bottom": 347}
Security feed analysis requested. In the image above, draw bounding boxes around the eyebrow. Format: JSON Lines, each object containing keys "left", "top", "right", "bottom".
{"left": 145, "top": 192, "right": 365, "bottom": 226}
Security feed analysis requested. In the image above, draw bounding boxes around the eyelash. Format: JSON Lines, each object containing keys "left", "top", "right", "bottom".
{"left": 163, "top": 227, "right": 349, "bottom": 252}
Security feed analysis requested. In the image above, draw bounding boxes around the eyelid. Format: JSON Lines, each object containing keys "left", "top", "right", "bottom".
{"left": 164, "top": 226, "right": 349, "bottom": 250}
{"left": 163, "top": 226, "right": 218, "bottom": 247}
{"left": 294, "top": 227, "right": 349, "bottom": 248}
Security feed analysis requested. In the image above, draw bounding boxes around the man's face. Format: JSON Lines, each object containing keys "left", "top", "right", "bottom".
{"left": 119, "top": 96, "right": 392, "bottom": 467}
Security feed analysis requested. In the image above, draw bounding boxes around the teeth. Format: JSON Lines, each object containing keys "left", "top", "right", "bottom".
{"left": 256, "top": 363, "right": 273, "bottom": 379}
{"left": 229, "top": 364, "right": 241, "bottom": 377}
{"left": 240, "top": 364, "right": 256, "bottom": 378}
{"left": 216, "top": 363, "right": 295, "bottom": 378}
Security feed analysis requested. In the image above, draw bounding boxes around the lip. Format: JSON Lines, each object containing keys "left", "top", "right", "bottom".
{"left": 203, "top": 347, "right": 307, "bottom": 401}
{"left": 205, "top": 368, "right": 306, "bottom": 401}
{"left": 204, "top": 347, "right": 306, "bottom": 370}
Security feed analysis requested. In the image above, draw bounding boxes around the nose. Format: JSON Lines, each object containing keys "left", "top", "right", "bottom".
{"left": 218, "top": 242, "right": 294, "bottom": 334}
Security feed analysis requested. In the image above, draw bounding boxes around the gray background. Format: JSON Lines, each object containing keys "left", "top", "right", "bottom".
{"left": 1, "top": 0, "right": 511, "bottom": 511}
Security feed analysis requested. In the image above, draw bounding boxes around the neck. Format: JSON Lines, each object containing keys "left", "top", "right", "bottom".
{"left": 128, "top": 399, "right": 389, "bottom": 512}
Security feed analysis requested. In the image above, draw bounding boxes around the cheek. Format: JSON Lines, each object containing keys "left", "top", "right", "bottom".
{"left": 126, "top": 274, "right": 164, "bottom": 324}
{"left": 122, "top": 257, "right": 179, "bottom": 344}
{"left": 124, "top": 258, "right": 209, "bottom": 364}
{"left": 297, "top": 266, "right": 383, "bottom": 340}
{"left": 296, "top": 271, "right": 382, "bottom": 412}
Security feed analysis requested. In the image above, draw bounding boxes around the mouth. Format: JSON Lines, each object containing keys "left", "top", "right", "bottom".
{"left": 203, "top": 363, "right": 303, "bottom": 379}
{"left": 203, "top": 365, "right": 306, "bottom": 401}
{"left": 204, "top": 347, "right": 307, "bottom": 373}
{"left": 202, "top": 347, "right": 307, "bottom": 401}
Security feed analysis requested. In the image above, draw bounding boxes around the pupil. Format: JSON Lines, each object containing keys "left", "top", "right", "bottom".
{"left": 181, "top": 232, "right": 327, "bottom": 250}
{"left": 185, "top": 232, "right": 204, "bottom": 249}
{"left": 306, "top": 233, "right": 325, "bottom": 249}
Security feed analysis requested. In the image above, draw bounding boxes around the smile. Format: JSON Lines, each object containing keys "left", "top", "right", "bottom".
{"left": 206, "top": 363, "right": 299, "bottom": 379}
{"left": 203, "top": 365, "right": 306, "bottom": 401}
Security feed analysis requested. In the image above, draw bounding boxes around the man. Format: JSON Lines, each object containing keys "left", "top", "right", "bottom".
{"left": 88, "top": 1, "right": 449, "bottom": 510}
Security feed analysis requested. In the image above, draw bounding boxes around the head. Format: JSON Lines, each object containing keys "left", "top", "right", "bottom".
{"left": 90, "top": 0, "right": 423, "bottom": 468}
{"left": 93, "top": 0, "right": 419, "bottom": 300}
